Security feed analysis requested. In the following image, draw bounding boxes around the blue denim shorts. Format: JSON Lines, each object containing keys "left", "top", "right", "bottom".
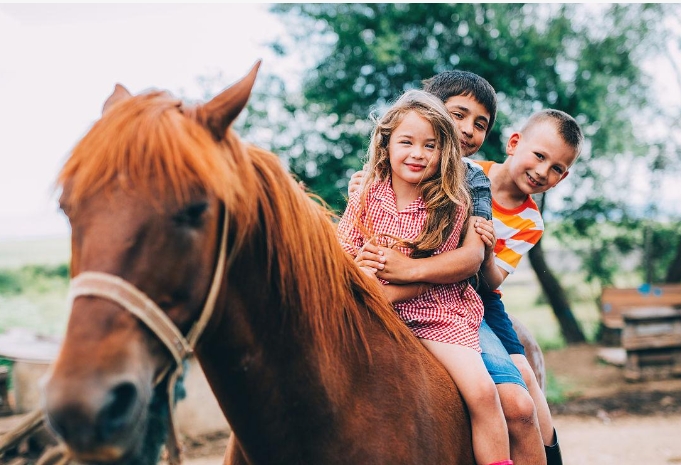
{"left": 479, "top": 290, "right": 526, "bottom": 356}
{"left": 479, "top": 319, "right": 528, "bottom": 390}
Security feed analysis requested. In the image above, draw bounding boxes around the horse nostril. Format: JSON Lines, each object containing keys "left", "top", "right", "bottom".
{"left": 97, "top": 381, "right": 139, "bottom": 440}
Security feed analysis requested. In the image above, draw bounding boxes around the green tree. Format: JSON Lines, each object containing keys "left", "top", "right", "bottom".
{"left": 232, "top": 3, "right": 681, "bottom": 343}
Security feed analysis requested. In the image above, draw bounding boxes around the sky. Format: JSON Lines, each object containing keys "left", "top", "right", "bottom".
{"left": 0, "top": 3, "right": 289, "bottom": 241}
{"left": 1, "top": 4, "right": 680, "bottom": 242}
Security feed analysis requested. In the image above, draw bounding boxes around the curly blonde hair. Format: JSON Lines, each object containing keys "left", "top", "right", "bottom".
{"left": 358, "top": 89, "right": 471, "bottom": 258}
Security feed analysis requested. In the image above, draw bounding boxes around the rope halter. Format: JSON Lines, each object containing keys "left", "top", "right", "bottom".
{"left": 65, "top": 210, "right": 229, "bottom": 465}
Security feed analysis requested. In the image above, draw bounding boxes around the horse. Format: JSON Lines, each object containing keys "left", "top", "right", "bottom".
{"left": 41, "top": 60, "right": 544, "bottom": 465}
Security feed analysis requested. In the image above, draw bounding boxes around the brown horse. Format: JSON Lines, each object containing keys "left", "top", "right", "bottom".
{"left": 41, "top": 61, "right": 544, "bottom": 465}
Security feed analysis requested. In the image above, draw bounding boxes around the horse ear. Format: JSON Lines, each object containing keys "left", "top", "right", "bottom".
{"left": 196, "top": 60, "right": 261, "bottom": 141}
{"left": 103, "top": 84, "right": 132, "bottom": 115}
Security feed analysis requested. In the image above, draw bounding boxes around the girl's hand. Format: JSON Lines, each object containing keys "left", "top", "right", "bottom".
{"left": 474, "top": 218, "right": 496, "bottom": 260}
{"left": 357, "top": 242, "right": 416, "bottom": 284}
{"left": 374, "top": 246, "right": 416, "bottom": 284}
{"left": 355, "top": 242, "right": 386, "bottom": 272}
{"left": 359, "top": 265, "right": 380, "bottom": 281}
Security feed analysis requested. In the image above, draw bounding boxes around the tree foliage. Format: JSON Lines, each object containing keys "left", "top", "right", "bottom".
{"left": 267, "top": 4, "right": 659, "bottom": 197}
{"left": 262, "top": 3, "right": 680, "bottom": 279}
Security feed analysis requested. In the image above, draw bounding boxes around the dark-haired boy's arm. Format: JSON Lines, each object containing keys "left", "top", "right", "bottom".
{"left": 356, "top": 218, "right": 486, "bottom": 285}
{"left": 382, "top": 283, "right": 433, "bottom": 303}
{"left": 354, "top": 259, "right": 433, "bottom": 303}
{"left": 466, "top": 160, "right": 493, "bottom": 222}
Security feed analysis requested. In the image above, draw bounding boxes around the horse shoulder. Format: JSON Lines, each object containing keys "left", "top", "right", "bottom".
{"left": 510, "top": 314, "right": 546, "bottom": 391}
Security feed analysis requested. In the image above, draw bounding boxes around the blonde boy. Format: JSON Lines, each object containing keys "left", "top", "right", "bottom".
{"left": 472, "top": 109, "right": 583, "bottom": 465}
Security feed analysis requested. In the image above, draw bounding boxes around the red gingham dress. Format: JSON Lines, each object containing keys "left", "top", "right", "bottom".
{"left": 337, "top": 180, "right": 484, "bottom": 351}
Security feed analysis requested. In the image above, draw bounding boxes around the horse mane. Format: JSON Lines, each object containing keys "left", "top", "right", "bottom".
{"left": 58, "top": 92, "right": 246, "bottom": 212}
{"left": 57, "top": 90, "right": 416, "bottom": 364}
{"left": 242, "top": 143, "right": 421, "bottom": 359}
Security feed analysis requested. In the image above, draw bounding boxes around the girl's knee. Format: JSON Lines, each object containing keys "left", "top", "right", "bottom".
{"left": 465, "top": 378, "right": 500, "bottom": 408}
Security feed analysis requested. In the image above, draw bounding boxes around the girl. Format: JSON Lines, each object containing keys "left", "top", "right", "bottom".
{"left": 337, "top": 89, "right": 512, "bottom": 465}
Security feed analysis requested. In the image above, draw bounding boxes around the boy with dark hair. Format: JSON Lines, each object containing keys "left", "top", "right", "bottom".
{"left": 423, "top": 70, "right": 497, "bottom": 139}
{"left": 350, "top": 71, "right": 580, "bottom": 465}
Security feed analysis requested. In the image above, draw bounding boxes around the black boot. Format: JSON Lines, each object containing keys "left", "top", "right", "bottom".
{"left": 545, "top": 428, "right": 563, "bottom": 465}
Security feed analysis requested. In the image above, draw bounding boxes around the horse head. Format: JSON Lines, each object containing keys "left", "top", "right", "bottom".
{"left": 41, "top": 61, "right": 262, "bottom": 464}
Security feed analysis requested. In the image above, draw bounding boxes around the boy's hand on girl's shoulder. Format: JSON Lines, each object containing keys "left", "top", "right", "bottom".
{"left": 347, "top": 164, "right": 369, "bottom": 196}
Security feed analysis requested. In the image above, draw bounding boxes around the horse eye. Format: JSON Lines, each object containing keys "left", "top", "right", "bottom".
{"left": 173, "top": 202, "right": 208, "bottom": 227}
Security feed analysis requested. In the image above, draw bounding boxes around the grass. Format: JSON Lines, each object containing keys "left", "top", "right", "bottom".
{"left": 0, "top": 292, "right": 69, "bottom": 336}
{"left": 544, "top": 370, "right": 574, "bottom": 405}
{"left": 501, "top": 262, "right": 602, "bottom": 349}
{"left": 0, "top": 237, "right": 71, "bottom": 337}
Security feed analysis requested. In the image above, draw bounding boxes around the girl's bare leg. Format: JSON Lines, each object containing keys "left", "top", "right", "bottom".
{"left": 420, "top": 338, "right": 510, "bottom": 465}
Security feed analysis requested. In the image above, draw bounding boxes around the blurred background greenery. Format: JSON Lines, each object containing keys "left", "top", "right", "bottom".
{"left": 231, "top": 3, "right": 681, "bottom": 344}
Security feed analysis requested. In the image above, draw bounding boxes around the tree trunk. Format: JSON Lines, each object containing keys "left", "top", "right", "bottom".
{"left": 528, "top": 239, "right": 586, "bottom": 344}
{"left": 665, "top": 235, "right": 681, "bottom": 283}
{"left": 529, "top": 192, "right": 586, "bottom": 344}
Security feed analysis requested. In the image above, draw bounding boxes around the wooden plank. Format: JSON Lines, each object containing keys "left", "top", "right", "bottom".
{"left": 0, "top": 409, "right": 44, "bottom": 455}
{"left": 621, "top": 307, "right": 681, "bottom": 350}
{"left": 622, "top": 307, "right": 681, "bottom": 320}
{"left": 600, "top": 284, "right": 681, "bottom": 329}
{"left": 623, "top": 333, "right": 681, "bottom": 350}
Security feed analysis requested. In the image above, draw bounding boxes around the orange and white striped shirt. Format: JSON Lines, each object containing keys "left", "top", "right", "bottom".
{"left": 474, "top": 161, "right": 544, "bottom": 275}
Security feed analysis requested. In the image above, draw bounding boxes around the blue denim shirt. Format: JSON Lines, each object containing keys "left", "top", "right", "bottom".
{"left": 464, "top": 158, "right": 492, "bottom": 221}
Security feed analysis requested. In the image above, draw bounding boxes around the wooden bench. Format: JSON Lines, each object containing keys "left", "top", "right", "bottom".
{"left": 599, "top": 284, "right": 681, "bottom": 380}
{"left": 600, "top": 284, "right": 681, "bottom": 330}
{"left": 621, "top": 306, "right": 681, "bottom": 381}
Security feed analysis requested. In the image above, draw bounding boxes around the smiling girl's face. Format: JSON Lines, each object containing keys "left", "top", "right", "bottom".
{"left": 388, "top": 110, "right": 441, "bottom": 192}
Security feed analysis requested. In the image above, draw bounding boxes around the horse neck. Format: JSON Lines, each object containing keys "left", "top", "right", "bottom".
{"left": 193, "top": 243, "right": 388, "bottom": 459}
{"left": 192, "top": 239, "right": 474, "bottom": 463}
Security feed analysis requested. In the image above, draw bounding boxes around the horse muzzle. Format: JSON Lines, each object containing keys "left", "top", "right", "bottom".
{"left": 42, "top": 373, "right": 151, "bottom": 462}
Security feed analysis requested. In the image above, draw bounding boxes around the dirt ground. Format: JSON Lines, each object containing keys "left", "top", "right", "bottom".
{"left": 543, "top": 344, "right": 681, "bottom": 465}
{"left": 178, "top": 343, "right": 681, "bottom": 465}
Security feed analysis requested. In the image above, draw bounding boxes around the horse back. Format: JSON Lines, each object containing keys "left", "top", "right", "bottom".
{"left": 220, "top": 322, "right": 474, "bottom": 465}
{"left": 340, "top": 327, "right": 475, "bottom": 463}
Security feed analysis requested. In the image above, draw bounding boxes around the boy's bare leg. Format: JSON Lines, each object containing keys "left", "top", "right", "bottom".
{"left": 511, "top": 354, "right": 555, "bottom": 445}
{"left": 497, "top": 383, "right": 546, "bottom": 465}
